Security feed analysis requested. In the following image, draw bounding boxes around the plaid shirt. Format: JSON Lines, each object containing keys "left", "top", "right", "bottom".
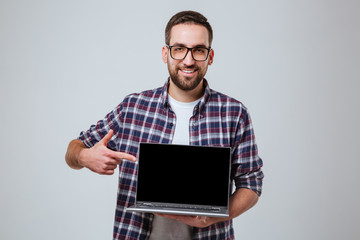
{"left": 78, "top": 79, "right": 263, "bottom": 240}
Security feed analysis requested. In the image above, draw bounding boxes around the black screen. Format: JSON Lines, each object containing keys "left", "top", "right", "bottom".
{"left": 136, "top": 143, "right": 231, "bottom": 206}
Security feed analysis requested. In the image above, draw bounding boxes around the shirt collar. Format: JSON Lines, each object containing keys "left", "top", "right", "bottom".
{"left": 161, "top": 78, "right": 211, "bottom": 114}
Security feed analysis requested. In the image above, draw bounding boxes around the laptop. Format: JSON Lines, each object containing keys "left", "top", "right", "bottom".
{"left": 126, "top": 142, "right": 231, "bottom": 217}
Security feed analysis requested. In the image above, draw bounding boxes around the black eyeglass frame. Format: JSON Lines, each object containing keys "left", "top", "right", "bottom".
{"left": 166, "top": 45, "right": 212, "bottom": 62}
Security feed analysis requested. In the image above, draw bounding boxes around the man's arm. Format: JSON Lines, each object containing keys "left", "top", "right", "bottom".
{"left": 65, "top": 139, "right": 87, "bottom": 170}
{"left": 226, "top": 187, "right": 259, "bottom": 220}
{"left": 156, "top": 187, "right": 258, "bottom": 228}
{"left": 65, "top": 130, "right": 137, "bottom": 175}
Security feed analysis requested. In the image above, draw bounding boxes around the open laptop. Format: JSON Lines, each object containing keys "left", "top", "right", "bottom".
{"left": 126, "top": 142, "right": 231, "bottom": 217}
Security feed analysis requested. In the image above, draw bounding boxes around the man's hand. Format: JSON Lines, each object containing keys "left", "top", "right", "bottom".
{"left": 154, "top": 213, "right": 221, "bottom": 228}
{"left": 153, "top": 188, "right": 259, "bottom": 228}
{"left": 67, "top": 130, "right": 137, "bottom": 175}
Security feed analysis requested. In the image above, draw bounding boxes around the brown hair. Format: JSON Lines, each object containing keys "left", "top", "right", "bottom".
{"left": 165, "top": 11, "right": 213, "bottom": 46}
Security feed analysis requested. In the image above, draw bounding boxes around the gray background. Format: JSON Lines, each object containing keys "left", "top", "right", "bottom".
{"left": 1, "top": 0, "right": 359, "bottom": 239}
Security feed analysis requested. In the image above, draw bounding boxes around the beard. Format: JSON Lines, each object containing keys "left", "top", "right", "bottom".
{"left": 168, "top": 64, "right": 205, "bottom": 91}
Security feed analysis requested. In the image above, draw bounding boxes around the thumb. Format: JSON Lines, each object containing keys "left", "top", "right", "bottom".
{"left": 100, "top": 129, "right": 114, "bottom": 146}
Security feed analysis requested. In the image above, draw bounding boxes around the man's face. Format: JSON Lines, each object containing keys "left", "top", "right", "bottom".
{"left": 162, "top": 24, "right": 214, "bottom": 91}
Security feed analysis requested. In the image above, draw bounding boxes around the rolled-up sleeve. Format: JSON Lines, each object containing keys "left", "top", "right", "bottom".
{"left": 78, "top": 102, "right": 124, "bottom": 150}
{"left": 231, "top": 109, "right": 264, "bottom": 196}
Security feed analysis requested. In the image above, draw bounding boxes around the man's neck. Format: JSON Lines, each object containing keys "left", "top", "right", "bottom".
{"left": 168, "top": 79, "right": 205, "bottom": 103}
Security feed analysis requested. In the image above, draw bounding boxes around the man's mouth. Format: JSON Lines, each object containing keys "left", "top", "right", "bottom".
{"left": 180, "top": 69, "right": 197, "bottom": 75}
{"left": 182, "top": 70, "right": 195, "bottom": 73}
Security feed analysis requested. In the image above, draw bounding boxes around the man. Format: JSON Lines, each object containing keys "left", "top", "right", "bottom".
{"left": 66, "top": 10, "right": 263, "bottom": 240}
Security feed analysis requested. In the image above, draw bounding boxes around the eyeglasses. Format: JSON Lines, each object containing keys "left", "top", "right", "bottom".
{"left": 166, "top": 45, "right": 211, "bottom": 62}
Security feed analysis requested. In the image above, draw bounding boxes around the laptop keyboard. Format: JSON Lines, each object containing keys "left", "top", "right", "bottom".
{"left": 140, "top": 203, "right": 221, "bottom": 212}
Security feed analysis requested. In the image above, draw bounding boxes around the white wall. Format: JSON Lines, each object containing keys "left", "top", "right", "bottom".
{"left": 1, "top": 0, "right": 359, "bottom": 239}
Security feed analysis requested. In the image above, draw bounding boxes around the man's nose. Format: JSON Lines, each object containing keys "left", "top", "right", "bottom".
{"left": 182, "top": 50, "right": 196, "bottom": 65}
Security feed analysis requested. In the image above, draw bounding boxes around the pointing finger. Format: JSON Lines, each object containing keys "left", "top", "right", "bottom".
{"left": 111, "top": 151, "right": 137, "bottom": 163}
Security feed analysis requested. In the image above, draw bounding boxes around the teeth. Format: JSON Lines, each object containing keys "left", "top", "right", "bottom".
{"left": 182, "top": 70, "right": 195, "bottom": 73}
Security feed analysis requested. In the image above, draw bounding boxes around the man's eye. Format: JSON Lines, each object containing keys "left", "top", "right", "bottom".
{"left": 194, "top": 48, "right": 206, "bottom": 53}
{"left": 174, "top": 47, "right": 185, "bottom": 52}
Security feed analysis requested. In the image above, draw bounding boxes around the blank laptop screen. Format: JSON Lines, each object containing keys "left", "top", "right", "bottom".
{"left": 137, "top": 143, "right": 231, "bottom": 207}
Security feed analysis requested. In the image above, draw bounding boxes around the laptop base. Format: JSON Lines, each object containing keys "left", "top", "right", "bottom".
{"left": 126, "top": 202, "right": 229, "bottom": 218}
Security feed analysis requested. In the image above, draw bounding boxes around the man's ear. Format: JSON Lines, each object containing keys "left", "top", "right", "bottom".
{"left": 208, "top": 49, "right": 214, "bottom": 66}
{"left": 162, "top": 46, "right": 168, "bottom": 63}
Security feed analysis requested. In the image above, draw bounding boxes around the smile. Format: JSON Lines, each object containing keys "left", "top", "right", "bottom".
{"left": 181, "top": 69, "right": 196, "bottom": 74}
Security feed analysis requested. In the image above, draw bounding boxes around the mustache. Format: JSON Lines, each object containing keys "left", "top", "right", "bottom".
{"left": 178, "top": 64, "right": 198, "bottom": 71}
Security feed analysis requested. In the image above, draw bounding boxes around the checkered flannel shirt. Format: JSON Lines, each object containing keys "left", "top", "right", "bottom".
{"left": 78, "top": 79, "right": 264, "bottom": 240}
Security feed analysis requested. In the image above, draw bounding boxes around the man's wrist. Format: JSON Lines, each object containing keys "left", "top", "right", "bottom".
{"left": 77, "top": 144, "right": 88, "bottom": 168}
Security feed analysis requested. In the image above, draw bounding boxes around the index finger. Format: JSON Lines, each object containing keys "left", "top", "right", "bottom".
{"left": 111, "top": 151, "right": 137, "bottom": 163}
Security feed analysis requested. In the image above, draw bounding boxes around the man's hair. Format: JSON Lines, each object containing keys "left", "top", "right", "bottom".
{"left": 165, "top": 10, "right": 213, "bottom": 47}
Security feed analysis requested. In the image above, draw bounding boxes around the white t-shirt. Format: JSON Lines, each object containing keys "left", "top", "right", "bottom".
{"left": 149, "top": 95, "right": 201, "bottom": 240}
{"left": 169, "top": 95, "right": 200, "bottom": 145}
